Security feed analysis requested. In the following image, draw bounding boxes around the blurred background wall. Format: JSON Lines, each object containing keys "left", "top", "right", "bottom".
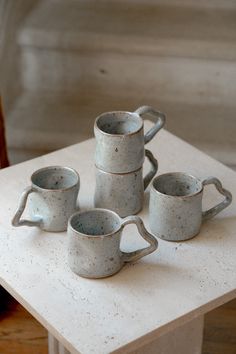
{"left": 1, "top": 0, "right": 236, "bottom": 168}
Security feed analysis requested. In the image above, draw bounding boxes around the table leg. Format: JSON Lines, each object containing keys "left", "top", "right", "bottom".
{"left": 48, "top": 316, "right": 203, "bottom": 354}
{"left": 131, "top": 315, "right": 204, "bottom": 354}
{"left": 48, "top": 332, "right": 71, "bottom": 354}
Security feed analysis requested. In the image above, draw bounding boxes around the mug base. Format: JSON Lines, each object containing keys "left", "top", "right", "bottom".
{"left": 70, "top": 267, "right": 123, "bottom": 279}
{"left": 41, "top": 226, "right": 67, "bottom": 233}
{"left": 94, "top": 202, "right": 143, "bottom": 218}
{"left": 118, "top": 205, "right": 143, "bottom": 218}
{"left": 155, "top": 230, "right": 201, "bottom": 242}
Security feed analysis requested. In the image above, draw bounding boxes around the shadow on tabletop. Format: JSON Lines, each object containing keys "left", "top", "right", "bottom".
{"left": 187, "top": 216, "right": 236, "bottom": 247}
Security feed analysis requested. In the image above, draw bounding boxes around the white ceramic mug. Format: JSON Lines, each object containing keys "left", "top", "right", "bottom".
{"left": 94, "top": 150, "right": 158, "bottom": 217}
{"left": 94, "top": 105, "right": 165, "bottom": 173}
{"left": 12, "top": 166, "right": 80, "bottom": 232}
{"left": 67, "top": 208, "right": 158, "bottom": 278}
{"left": 149, "top": 172, "right": 232, "bottom": 241}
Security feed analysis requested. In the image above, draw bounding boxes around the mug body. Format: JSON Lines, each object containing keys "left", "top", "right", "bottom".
{"left": 94, "top": 166, "right": 144, "bottom": 217}
{"left": 149, "top": 173, "right": 203, "bottom": 241}
{"left": 68, "top": 209, "right": 123, "bottom": 278}
{"left": 28, "top": 166, "right": 80, "bottom": 232}
{"left": 94, "top": 111, "right": 144, "bottom": 173}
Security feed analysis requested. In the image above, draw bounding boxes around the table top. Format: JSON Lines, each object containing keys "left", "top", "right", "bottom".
{"left": 0, "top": 125, "right": 235, "bottom": 354}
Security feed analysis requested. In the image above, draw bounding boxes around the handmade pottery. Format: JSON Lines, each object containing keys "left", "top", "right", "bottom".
{"left": 94, "top": 149, "right": 158, "bottom": 217}
{"left": 12, "top": 166, "right": 80, "bottom": 232}
{"left": 149, "top": 172, "right": 232, "bottom": 241}
{"left": 94, "top": 105, "right": 165, "bottom": 173}
{"left": 67, "top": 208, "right": 158, "bottom": 278}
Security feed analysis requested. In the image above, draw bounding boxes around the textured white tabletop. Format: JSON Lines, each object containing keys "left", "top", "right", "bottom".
{"left": 0, "top": 127, "right": 235, "bottom": 354}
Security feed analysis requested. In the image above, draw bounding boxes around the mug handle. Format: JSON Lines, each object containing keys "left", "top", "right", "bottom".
{"left": 143, "top": 149, "right": 158, "bottom": 190}
{"left": 121, "top": 215, "right": 158, "bottom": 263}
{"left": 202, "top": 177, "right": 232, "bottom": 221}
{"left": 134, "top": 105, "right": 166, "bottom": 144}
{"left": 12, "top": 186, "right": 42, "bottom": 227}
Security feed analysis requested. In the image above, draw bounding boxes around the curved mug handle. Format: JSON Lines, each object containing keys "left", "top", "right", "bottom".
{"left": 121, "top": 215, "right": 158, "bottom": 263}
{"left": 12, "top": 186, "right": 42, "bottom": 227}
{"left": 202, "top": 177, "right": 232, "bottom": 221}
{"left": 143, "top": 149, "right": 158, "bottom": 190}
{"left": 134, "top": 105, "right": 166, "bottom": 144}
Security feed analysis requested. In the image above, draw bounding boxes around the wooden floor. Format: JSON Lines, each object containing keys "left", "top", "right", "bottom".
{"left": 203, "top": 300, "right": 236, "bottom": 354}
{"left": 0, "top": 288, "right": 235, "bottom": 354}
{"left": 0, "top": 289, "right": 47, "bottom": 354}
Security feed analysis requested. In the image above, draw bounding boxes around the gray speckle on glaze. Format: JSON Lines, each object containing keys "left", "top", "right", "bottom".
{"left": 94, "top": 149, "right": 158, "bottom": 217}
{"left": 149, "top": 172, "right": 232, "bottom": 242}
{"left": 67, "top": 208, "right": 158, "bottom": 279}
{"left": 94, "top": 106, "right": 165, "bottom": 173}
{"left": 12, "top": 166, "right": 80, "bottom": 232}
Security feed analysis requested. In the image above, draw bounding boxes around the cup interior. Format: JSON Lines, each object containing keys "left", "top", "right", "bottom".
{"left": 96, "top": 112, "right": 143, "bottom": 135}
{"left": 31, "top": 166, "right": 79, "bottom": 190}
{"left": 69, "top": 209, "right": 121, "bottom": 236}
{"left": 153, "top": 173, "right": 202, "bottom": 197}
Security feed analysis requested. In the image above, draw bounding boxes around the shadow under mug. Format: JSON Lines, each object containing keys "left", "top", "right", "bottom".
{"left": 67, "top": 208, "right": 158, "bottom": 278}
{"left": 149, "top": 172, "right": 232, "bottom": 242}
{"left": 12, "top": 166, "right": 80, "bottom": 232}
{"left": 94, "top": 105, "right": 165, "bottom": 173}
{"left": 94, "top": 149, "right": 158, "bottom": 217}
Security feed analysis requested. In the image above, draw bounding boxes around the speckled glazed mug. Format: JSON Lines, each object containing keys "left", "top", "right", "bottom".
{"left": 149, "top": 172, "right": 232, "bottom": 242}
{"left": 94, "top": 150, "right": 158, "bottom": 217}
{"left": 94, "top": 105, "right": 165, "bottom": 173}
{"left": 68, "top": 208, "right": 158, "bottom": 278}
{"left": 12, "top": 166, "right": 80, "bottom": 232}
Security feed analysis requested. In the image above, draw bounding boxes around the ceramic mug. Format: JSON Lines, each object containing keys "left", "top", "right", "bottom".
{"left": 67, "top": 208, "right": 158, "bottom": 278}
{"left": 12, "top": 166, "right": 80, "bottom": 232}
{"left": 94, "top": 105, "right": 165, "bottom": 173}
{"left": 94, "top": 149, "right": 158, "bottom": 217}
{"left": 149, "top": 172, "right": 232, "bottom": 242}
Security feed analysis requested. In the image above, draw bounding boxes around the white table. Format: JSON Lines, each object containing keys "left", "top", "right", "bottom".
{"left": 0, "top": 127, "right": 235, "bottom": 354}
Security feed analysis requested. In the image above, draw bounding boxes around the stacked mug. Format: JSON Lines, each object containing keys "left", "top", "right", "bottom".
{"left": 94, "top": 105, "right": 166, "bottom": 217}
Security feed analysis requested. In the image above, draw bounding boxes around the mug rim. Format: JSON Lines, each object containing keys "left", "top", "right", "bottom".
{"left": 94, "top": 111, "right": 144, "bottom": 137}
{"left": 95, "top": 163, "right": 142, "bottom": 175}
{"left": 68, "top": 208, "right": 122, "bottom": 237}
{"left": 31, "top": 166, "right": 80, "bottom": 192}
{"left": 151, "top": 172, "right": 203, "bottom": 198}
